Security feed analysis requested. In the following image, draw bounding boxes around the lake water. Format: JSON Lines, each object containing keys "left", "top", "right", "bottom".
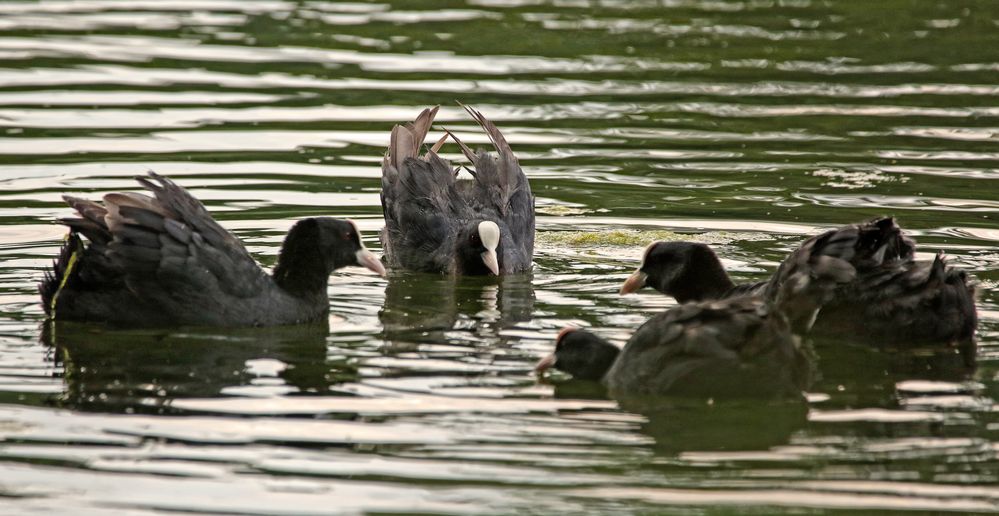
{"left": 1, "top": 0, "right": 998, "bottom": 513}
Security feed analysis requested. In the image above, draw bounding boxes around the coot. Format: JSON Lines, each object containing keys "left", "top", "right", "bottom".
{"left": 380, "top": 105, "right": 534, "bottom": 275}
{"left": 620, "top": 217, "right": 912, "bottom": 300}
{"left": 619, "top": 217, "right": 976, "bottom": 361}
{"left": 805, "top": 253, "right": 976, "bottom": 361}
{"left": 537, "top": 223, "right": 874, "bottom": 399}
{"left": 39, "top": 172, "right": 385, "bottom": 327}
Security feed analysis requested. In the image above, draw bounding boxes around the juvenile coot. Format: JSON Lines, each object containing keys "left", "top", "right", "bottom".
{"left": 536, "top": 224, "right": 876, "bottom": 399}
{"left": 380, "top": 105, "right": 534, "bottom": 275}
{"left": 619, "top": 217, "right": 976, "bottom": 361}
{"left": 39, "top": 172, "right": 386, "bottom": 327}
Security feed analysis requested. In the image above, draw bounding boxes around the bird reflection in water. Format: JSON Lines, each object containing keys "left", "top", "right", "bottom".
{"left": 546, "top": 331, "right": 977, "bottom": 454}
{"left": 378, "top": 271, "right": 535, "bottom": 348}
{"left": 547, "top": 361, "right": 811, "bottom": 453}
{"left": 41, "top": 321, "right": 339, "bottom": 414}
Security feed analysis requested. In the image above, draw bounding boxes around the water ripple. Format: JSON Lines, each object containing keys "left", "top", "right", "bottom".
{"left": 0, "top": 0, "right": 998, "bottom": 512}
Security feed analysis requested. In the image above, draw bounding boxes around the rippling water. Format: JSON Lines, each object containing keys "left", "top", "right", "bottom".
{"left": 2, "top": 0, "right": 999, "bottom": 513}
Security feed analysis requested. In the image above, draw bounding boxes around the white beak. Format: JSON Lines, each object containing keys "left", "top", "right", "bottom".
{"left": 481, "top": 249, "right": 500, "bottom": 276}
{"left": 477, "top": 220, "right": 501, "bottom": 276}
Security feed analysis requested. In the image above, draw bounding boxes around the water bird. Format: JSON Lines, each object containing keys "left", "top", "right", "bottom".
{"left": 39, "top": 172, "right": 385, "bottom": 327}
{"left": 619, "top": 217, "right": 977, "bottom": 363}
{"left": 537, "top": 223, "right": 886, "bottom": 399}
{"left": 380, "top": 104, "right": 534, "bottom": 275}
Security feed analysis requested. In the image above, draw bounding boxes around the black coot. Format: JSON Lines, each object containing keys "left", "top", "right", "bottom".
{"left": 536, "top": 223, "right": 882, "bottom": 399}
{"left": 39, "top": 172, "right": 386, "bottom": 327}
{"left": 619, "top": 217, "right": 976, "bottom": 362}
{"left": 620, "top": 217, "right": 912, "bottom": 300}
{"left": 380, "top": 104, "right": 534, "bottom": 275}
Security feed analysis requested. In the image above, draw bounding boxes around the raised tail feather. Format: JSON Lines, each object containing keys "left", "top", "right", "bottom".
{"left": 387, "top": 106, "right": 440, "bottom": 171}
{"left": 59, "top": 195, "right": 111, "bottom": 245}
{"left": 447, "top": 102, "right": 518, "bottom": 168}
{"left": 458, "top": 102, "right": 517, "bottom": 164}
{"left": 446, "top": 104, "right": 529, "bottom": 221}
{"left": 927, "top": 252, "right": 979, "bottom": 365}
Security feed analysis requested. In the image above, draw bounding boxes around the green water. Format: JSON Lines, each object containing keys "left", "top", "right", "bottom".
{"left": 0, "top": 0, "right": 998, "bottom": 513}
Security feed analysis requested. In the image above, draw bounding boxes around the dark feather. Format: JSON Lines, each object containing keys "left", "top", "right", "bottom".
{"left": 40, "top": 172, "right": 371, "bottom": 327}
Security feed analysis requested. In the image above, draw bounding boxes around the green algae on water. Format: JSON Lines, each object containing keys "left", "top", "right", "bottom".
{"left": 536, "top": 204, "right": 592, "bottom": 216}
{"left": 537, "top": 229, "right": 771, "bottom": 248}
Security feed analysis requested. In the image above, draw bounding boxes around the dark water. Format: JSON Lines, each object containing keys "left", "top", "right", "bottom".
{"left": 1, "top": 0, "right": 999, "bottom": 513}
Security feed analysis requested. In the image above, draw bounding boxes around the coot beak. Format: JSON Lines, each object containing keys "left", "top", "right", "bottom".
{"left": 536, "top": 326, "right": 575, "bottom": 375}
{"left": 481, "top": 249, "right": 500, "bottom": 276}
{"left": 355, "top": 249, "right": 387, "bottom": 277}
{"left": 534, "top": 353, "right": 557, "bottom": 375}
{"left": 619, "top": 270, "right": 648, "bottom": 295}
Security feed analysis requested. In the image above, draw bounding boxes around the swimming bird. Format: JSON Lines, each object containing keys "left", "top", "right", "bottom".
{"left": 39, "top": 172, "right": 385, "bottom": 328}
{"left": 536, "top": 223, "right": 883, "bottom": 399}
{"left": 803, "top": 253, "right": 976, "bottom": 361}
{"left": 620, "top": 217, "right": 912, "bottom": 300}
{"left": 380, "top": 105, "right": 534, "bottom": 275}
{"left": 619, "top": 217, "right": 976, "bottom": 362}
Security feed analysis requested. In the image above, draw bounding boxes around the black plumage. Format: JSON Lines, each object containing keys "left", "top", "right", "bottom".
{"left": 536, "top": 223, "right": 888, "bottom": 400}
{"left": 621, "top": 217, "right": 976, "bottom": 361}
{"left": 380, "top": 105, "right": 534, "bottom": 275}
{"left": 39, "top": 172, "right": 385, "bottom": 328}
{"left": 808, "top": 253, "right": 977, "bottom": 360}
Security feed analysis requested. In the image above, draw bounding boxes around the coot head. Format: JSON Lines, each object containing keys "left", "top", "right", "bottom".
{"left": 318, "top": 218, "right": 386, "bottom": 275}
{"left": 619, "top": 241, "right": 733, "bottom": 302}
{"left": 274, "top": 218, "right": 385, "bottom": 294}
{"left": 535, "top": 327, "right": 620, "bottom": 381}
{"left": 457, "top": 220, "right": 501, "bottom": 275}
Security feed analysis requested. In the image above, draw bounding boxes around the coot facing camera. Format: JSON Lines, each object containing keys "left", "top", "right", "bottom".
{"left": 380, "top": 105, "right": 534, "bottom": 275}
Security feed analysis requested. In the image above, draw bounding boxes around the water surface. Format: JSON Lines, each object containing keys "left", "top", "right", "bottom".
{"left": 1, "top": 0, "right": 999, "bottom": 513}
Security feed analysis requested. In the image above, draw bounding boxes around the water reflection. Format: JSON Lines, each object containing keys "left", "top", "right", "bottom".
{"left": 641, "top": 401, "right": 808, "bottom": 453}
{"left": 812, "top": 337, "right": 974, "bottom": 390}
{"left": 552, "top": 379, "right": 809, "bottom": 453}
{"left": 380, "top": 272, "right": 535, "bottom": 339}
{"left": 42, "top": 321, "right": 337, "bottom": 413}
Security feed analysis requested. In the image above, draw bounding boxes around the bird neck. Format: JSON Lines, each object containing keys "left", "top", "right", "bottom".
{"left": 560, "top": 336, "right": 621, "bottom": 382}
{"left": 589, "top": 342, "right": 621, "bottom": 381}
{"left": 273, "top": 220, "right": 333, "bottom": 297}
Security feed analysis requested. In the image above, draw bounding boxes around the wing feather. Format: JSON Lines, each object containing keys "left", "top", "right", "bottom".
{"left": 98, "top": 172, "right": 269, "bottom": 299}
{"left": 454, "top": 105, "right": 535, "bottom": 261}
